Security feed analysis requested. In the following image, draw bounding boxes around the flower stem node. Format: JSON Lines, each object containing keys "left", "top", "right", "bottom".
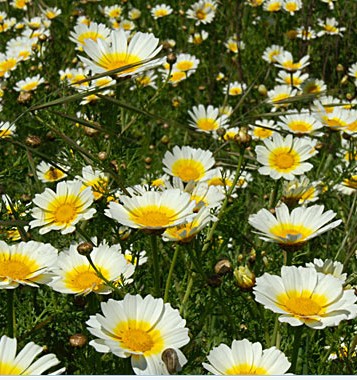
{"left": 77, "top": 242, "right": 94, "bottom": 256}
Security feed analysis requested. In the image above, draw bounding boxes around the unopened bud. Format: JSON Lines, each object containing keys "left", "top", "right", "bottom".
{"left": 340, "top": 75, "right": 348, "bottom": 85}
{"left": 235, "top": 127, "right": 251, "bottom": 145}
{"left": 69, "top": 333, "right": 88, "bottom": 348}
{"left": 162, "top": 348, "right": 180, "bottom": 374}
{"left": 336, "top": 64, "right": 344, "bottom": 72}
{"left": 234, "top": 265, "right": 256, "bottom": 291}
{"left": 118, "top": 226, "right": 131, "bottom": 241}
{"left": 214, "top": 259, "right": 233, "bottom": 276}
{"left": 17, "top": 92, "right": 32, "bottom": 104}
{"left": 257, "top": 84, "right": 267, "bottom": 96}
{"left": 25, "top": 135, "right": 41, "bottom": 147}
{"left": 144, "top": 157, "right": 152, "bottom": 164}
{"left": 161, "top": 135, "right": 170, "bottom": 144}
{"left": 166, "top": 53, "right": 177, "bottom": 66}
{"left": 98, "top": 151, "right": 107, "bottom": 161}
{"left": 76, "top": 242, "right": 93, "bottom": 256}
{"left": 346, "top": 93, "right": 353, "bottom": 101}
{"left": 286, "top": 30, "right": 298, "bottom": 40}
{"left": 84, "top": 124, "right": 100, "bottom": 137}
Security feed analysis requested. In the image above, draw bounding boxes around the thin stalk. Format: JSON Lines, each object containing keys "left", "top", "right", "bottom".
{"left": 150, "top": 235, "right": 161, "bottom": 297}
{"left": 180, "top": 270, "right": 195, "bottom": 317}
{"left": 290, "top": 326, "right": 304, "bottom": 374}
{"left": 7, "top": 290, "right": 16, "bottom": 338}
{"left": 271, "top": 315, "right": 280, "bottom": 348}
{"left": 201, "top": 149, "right": 245, "bottom": 256}
{"left": 164, "top": 244, "right": 180, "bottom": 303}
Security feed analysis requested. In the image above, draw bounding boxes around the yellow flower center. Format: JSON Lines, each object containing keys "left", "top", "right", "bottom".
{"left": 114, "top": 320, "right": 164, "bottom": 355}
{"left": 207, "top": 177, "right": 233, "bottom": 187}
{"left": 171, "top": 158, "right": 206, "bottom": 182}
{"left": 282, "top": 60, "right": 300, "bottom": 71}
{"left": 65, "top": 265, "right": 106, "bottom": 293}
{"left": 323, "top": 116, "right": 346, "bottom": 128}
{"left": 170, "top": 71, "right": 186, "bottom": 83}
{"left": 196, "top": 10, "right": 207, "bottom": 20}
{"left": 129, "top": 205, "right": 177, "bottom": 228}
{"left": 0, "top": 58, "right": 17, "bottom": 76}
{"left": 267, "top": 2, "right": 281, "bottom": 11}
{"left": 229, "top": 87, "right": 243, "bottom": 95}
{"left": 97, "top": 52, "right": 142, "bottom": 73}
{"left": 325, "top": 25, "right": 338, "bottom": 33}
{"left": 21, "top": 82, "right": 39, "bottom": 92}
{"left": 0, "top": 129, "right": 13, "bottom": 138}
{"left": 269, "top": 147, "right": 300, "bottom": 172}
{"left": 285, "top": 2, "right": 298, "bottom": 11}
{"left": 78, "top": 31, "right": 105, "bottom": 45}
{"left": 272, "top": 93, "right": 289, "bottom": 103}
{"left": 176, "top": 61, "right": 194, "bottom": 71}
{"left": 44, "top": 168, "right": 66, "bottom": 181}
{"left": 196, "top": 118, "right": 218, "bottom": 131}
{"left": 269, "top": 223, "right": 313, "bottom": 243}
{"left": 155, "top": 9, "right": 169, "bottom": 17}
{"left": 0, "top": 254, "right": 38, "bottom": 280}
{"left": 343, "top": 175, "right": 357, "bottom": 189}
{"left": 45, "top": 195, "right": 84, "bottom": 226}
{"left": 285, "top": 296, "right": 321, "bottom": 315}
{"left": 254, "top": 127, "right": 273, "bottom": 138}
{"left": 226, "top": 364, "right": 268, "bottom": 375}
{"left": 287, "top": 121, "right": 312, "bottom": 132}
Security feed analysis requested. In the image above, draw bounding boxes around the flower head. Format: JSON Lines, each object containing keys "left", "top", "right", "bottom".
{"left": 248, "top": 203, "right": 342, "bottom": 246}
{"left": 255, "top": 133, "right": 315, "bottom": 180}
{"left": 30, "top": 180, "right": 96, "bottom": 235}
{"left": 87, "top": 294, "right": 190, "bottom": 375}
{"left": 254, "top": 266, "right": 357, "bottom": 328}
{"left": 188, "top": 104, "right": 229, "bottom": 135}
{"left": 203, "top": 339, "right": 291, "bottom": 375}
{"left": 80, "top": 29, "right": 163, "bottom": 77}
{"left": 0, "top": 335, "right": 64, "bottom": 375}
{"left": 105, "top": 189, "right": 195, "bottom": 231}
{"left": 0, "top": 240, "right": 57, "bottom": 289}
{"left": 36, "top": 161, "right": 68, "bottom": 183}
{"left": 151, "top": 4, "right": 173, "bottom": 19}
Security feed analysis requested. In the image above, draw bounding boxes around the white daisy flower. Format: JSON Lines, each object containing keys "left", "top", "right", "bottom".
{"left": 262, "top": 45, "right": 286, "bottom": 63}
{"left": 248, "top": 203, "right": 342, "bottom": 246}
{"left": 86, "top": 294, "right": 190, "bottom": 375}
{"left": 223, "top": 81, "right": 247, "bottom": 96}
{"left": 0, "top": 121, "right": 16, "bottom": 138}
{"left": 162, "top": 145, "right": 216, "bottom": 183}
{"left": 0, "top": 335, "right": 65, "bottom": 375}
{"left": 348, "top": 62, "right": 357, "bottom": 86}
{"left": 69, "top": 22, "right": 111, "bottom": 51}
{"left": 276, "top": 70, "right": 309, "bottom": 88}
{"left": 14, "top": 74, "right": 45, "bottom": 92}
{"left": 248, "top": 119, "right": 277, "bottom": 140}
{"left": 0, "top": 240, "right": 58, "bottom": 289}
{"left": 50, "top": 242, "right": 134, "bottom": 296}
{"left": 283, "top": 0, "right": 302, "bottom": 15}
{"left": 274, "top": 51, "right": 310, "bottom": 72}
{"left": 36, "top": 161, "right": 68, "bottom": 183}
{"left": 263, "top": 0, "right": 283, "bottom": 12}
{"left": 254, "top": 266, "right": 357, "bottom": 329}
{"left": 306, "top": 258, "right": 347, "bottom": 283}
{"left": 30, "top": 180, "right": 96, "bottom": 235}
{"left": 151, "top": 4, "right": 173, "bottom": 19}
{"left": 76, "top": 165, "right": 109, "bottom": 201}
{"left": 278, "top": 110, "right": 323, "bottom": 135}
{"left": 203, "top": 338, "right": 291, "bottom": 375}
{"left": 105, "top": 189, "right": 196, "bottom": 230}
{"left": 79, "top": 29, "right": 163, "bottom": 77}
{"left": 186, "top": 0, "right": 217, "bottom": 25}
{"left": 255, "top": 133, "right": 315, "bottom": 180}
{"left": 317, "top": 17, "right": 346, "bottom": 37}
{"left": 267, "top": 85, "right": 298, "bottom": 110}
{"left": 188, "top": 104, "right": 230, "bottom": 134}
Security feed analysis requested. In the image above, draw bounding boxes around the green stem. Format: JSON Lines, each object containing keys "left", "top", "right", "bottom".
{"left": 150, "top": 235, "right": 161, "bottom": 297}
{"left": 271, "top": 315, "right": 280, "bottom": 348}
{"left": 7, "top": 290, "right": 16, "bottom": 338}
{"left": 164, "top": 244, "right": 180, "bottom": 303}
{"left": 290, "top": 326, "right": 304, "bottom": 373}
{"left": 201, "top": 149, "right": 245, "bottom": 257}
{"left": 180, "top": 270, "right": 194, "bottom": 317}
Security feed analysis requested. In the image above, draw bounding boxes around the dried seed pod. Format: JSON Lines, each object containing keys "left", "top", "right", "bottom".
{"left": 214, "top": 259, "right": 232, "bottom": 276}
{"left": 77, "top": 242, "right": 93, "bottom": 256}
{"left": 69, "top": 333, "right": 88, "bottom": 348}
{"left": 162, "top": 348, "right": 180, "bottom": 374}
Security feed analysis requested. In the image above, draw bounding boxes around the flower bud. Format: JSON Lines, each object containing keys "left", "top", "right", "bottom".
{"left": 214, "top": 259, "right": 233, "bottom": 276}
{"left": 69, "top": 333, "right": 88, "bottom": 348}
{"left": 257, "top": 84, "right": 267, "bottom": 96}
{"left": 234, "top": 265, "right": 256, "bottom": 291}
{"left": 166, "top": 53, "right": 177, "bottom": 66}
{"left": 76, "top": 242, "right": 93, "bottom": 256}
{"left": 25, "top": 135, "right": 41, "bottom": 147}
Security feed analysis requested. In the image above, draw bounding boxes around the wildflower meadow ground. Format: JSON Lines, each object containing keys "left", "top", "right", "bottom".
{"left": 0, "top": 0, "right": 357, "bottom": 375}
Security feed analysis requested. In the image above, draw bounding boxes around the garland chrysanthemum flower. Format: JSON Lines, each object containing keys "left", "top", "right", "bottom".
{"left": 348, "top": 62, "right": 357, "bottom": 86}
{"left": 0, "top": 240, "right": 57, "bottom": 289}
{"left": 317, "top": 17, "right": 346, "bottom": 37}
{"left": 0, "top": 335, "right": 65, "bottom": 375}
{"left": 276, "top": 70, "right": 309, "bottom": 88}
{"left": 30, "top": 180, "right": 96, "bottom": 235}
{"left": 186, "top": 0, "right": 217, "bottom": 25}
{"left": 50, "top": 242, "right": 134, "bottom": 296}
{"left": 105, "top": 189, "right": 196, "bottom": 230}
{"left": 36, "top": 161, "right": 68, "bottom": 183}
{"left": 306, "top": 258, "right": 347, "bottom": 283}
{"left": 263, "top": 0, "right": 283, "bottom": 12}
{"left": 255, "top": 133, "right": 315, "bottom": 180}
{"left": 223, "top": 81, "right": 247, "bottom": 96}
{"left": 248, "top": 203, "right": 341, "bottom": 246}
{"left": 248, "top": 119, "right": 277, "bottom": 140}
{"left": 0, "top": 121, "right": 16, "bottom": 138}
{"left": 282, "top": 175, "right": 321, "bottom": 206}
{"left": 79, "top": 29, "right": 163, "bottom": 77}
{"left": 203, "top": 338, "right": 291, "bottom": 375}
{"left": 282, "top": 0, "right": 302, "bottom": 15}
{"left": 253, "top": 266, "right": 357, "bottom": 329}
{"left": 86, "top": 294, "right": 190, "bottom": 375}
{"left": 76, "top": 165, "right": 109, "bottom": 201}
{"left": 278, "top": 110, "right": 323, "bottom": 135}
{"left": 262, "top": 45, "right": 285, "bottom": 63}
{"left": 14, "top": 74, "right": 45, "bottom": 92}
{"left": 69, "top": 22, "right": 111, "bottom": 51}
{"left": 267, "top": 85, "right": 298, "bottom": 110}
{"left": 163, "top": 145, "right": 216, "bottom": 183}
{"left": 188, "top": 104, "right": 229, "bottom": 134}
{"left": 151, "top": 4, "right": 173, "bottom": 19}
{"left": 274, "top": 51, "right": 310, "bottom": 72}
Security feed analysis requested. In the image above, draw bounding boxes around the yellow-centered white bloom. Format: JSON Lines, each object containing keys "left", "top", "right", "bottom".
{"left": 306, "top": 258, "right": 347, "bottom": 283}
{"left": 283, "top": 0, "right": 302, "bottom": 15}
{"left": 105, "top": 189, "right": 196, "bottom": 230}
{"left": 163, "top": 145, "right": 216, "bottom": 183}
{"left": 276, "top": 70, "right": 309, "bottom": 87}
{"left": 0, "top": 121, "right": 16, "bottom": 138}
{"left": 267, "top": 85, "right": 298, "bottom": 111}
{"left": 70, "top": 22, "right": 111, "bottom": 50}
{"left": 79, "top": 29, "right": 163, "bottom": 77}
{"left": 282, "top": 175, "right": 321, "bottom": 205}
{"left": 103, "top": 5, "right": 123, "bottom": 19}
{"left": 295, "top": 26, "right": 317, "bottom": 40}
{"left": 254, "top": 266, "right": 357, "bottom": 328}
{"left": 301, "top": 78, "right": 326, "bottom": 94}
{"left": 248, "top": 203, "right": 342, "bottom": 246}
{"left": 36, "top": 161, "right": 68, "bottom": 183}
{"left": 0, "top": 240, "right": 58, "bottom": 289}
{"left": 203, "top": 339, "right": 291, "bottom": 375}
{"left": 314, "top": 107, "right": 355, "bottom": 131}
{"left": 278, "top": 110, "right": 323, "bottom": 135}
{"left": 248, "top": 119, "right": 277, "bottom": 140}
{"left": 14, "top": 74, "right": 45, "bottom": 92}
{"left": 188, "top": 104, "right": 230, "bottom": 134}
{"left": 255, "top": 133, "right": 315, "bottom": 180}
{"left": 50, "top": 242, "right": 134, "bottom": 296}
{"left": 76, "top": 165, "right": 109, "bottom": 201}
{"left": 274, "top": 51, "right": 310, "bottom": 72}
{"left": 86, "top": 294, "right": 190, "bottom": 375}
{"left": 151, "top": 4, "right": 173, "bottom": 19}
{"left": 186, "top": 0, "right": 217, "bottom": 25}
{"left": 348, "top": 62, "right": 357, "bottom": 86}
{"left": 0, "top": 335, "right": 65, "bottom": 375}
{"left": 262, "top": 45, "right": 285, "bottom": 63}
{"left": 223, "top": 81, "right": 247, "bottom": 96}
{"left": 263, "top": 0, "right": 283, "bottom": 12}
{"left": 317, "top": 17, "right": 346, "bottom": 37}
{"left": 30, "top": 180, "right": 96, "bottom": 235}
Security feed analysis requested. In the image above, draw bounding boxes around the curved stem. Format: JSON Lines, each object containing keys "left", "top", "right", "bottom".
{"left": 164, "top": 244, "right": 180, "bottom": 303}
{"left": 7, "top": 290, "right": 16, "bottom": 338}
{"left": 150, "top": 234, "right": 161, "bottom": 297}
